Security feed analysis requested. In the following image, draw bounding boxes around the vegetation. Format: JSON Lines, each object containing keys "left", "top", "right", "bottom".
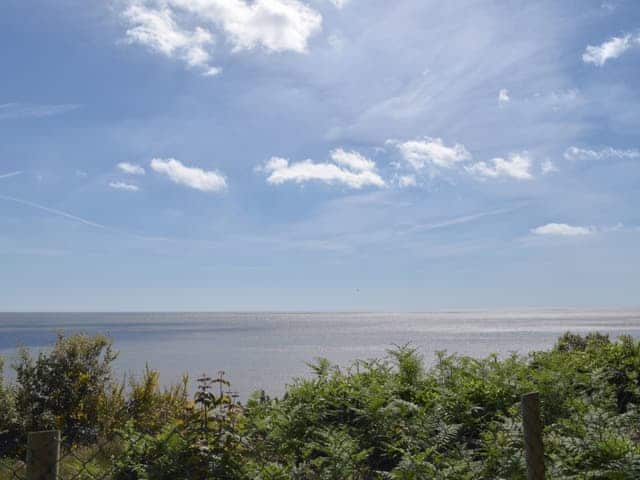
{"left": 2, "top": 331, "right": 640, "bottom": 478}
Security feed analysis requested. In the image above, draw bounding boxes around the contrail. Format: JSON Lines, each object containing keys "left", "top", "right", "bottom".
{"left": 409, "top": 205, "right": 525, "bottom": 234}
{"left": 0, "top": 194, "right": 106, "bottom": 229}
{"left": 0, "top": 193, "right": 174, "bottom": 242}
{"left": 0, "top": 171, "right": 22, "bottom": 179}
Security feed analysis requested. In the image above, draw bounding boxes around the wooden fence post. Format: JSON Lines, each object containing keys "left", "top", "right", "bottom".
{"left": 522, "top": 392, "right": 545, "bottom": 480}
{"left": 26, "top": 431, "right": 60, "bottom": 480}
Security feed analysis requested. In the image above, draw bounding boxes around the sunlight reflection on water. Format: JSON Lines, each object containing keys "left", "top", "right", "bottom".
{"left": 1, "top": 309, "right": 639, "bottom": 398}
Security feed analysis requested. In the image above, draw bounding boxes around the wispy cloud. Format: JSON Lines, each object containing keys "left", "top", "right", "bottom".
{"left": 150, "top": 158, "right": 227, "bottom": 192}
{"left": 117, "top": 162, "right": 146, "bottom": 175}
{"left": 258, "top": 148, "right": 385, "bottom": 189}
{"left": 0, "top": 194, "right": 106, "bottom": 229}
{"left": 564, "top": 146, "right": 640, "bottom": 161}
{"left": 498, "top": 88, "right": 510, "bottom": 105}
{"left": 582, "top": 34, "right": 637, "bottom": 66}
{"left": 328, "top": 0, "right": 349, "bottom": 8}
{"left": 409, "top": 206, "right": 523, "bottom": 234}
{"left": 396, "top": 175, "right": 417, "bottom": 188}
{"left": 0, "top": 171, "right": 23, "bottom": 180}
{"left": 531, "top": 223, "right": 594, "bottom": 237}
{"left": 541, "top": 160, "right": 558, "bottom": 175}
{"left": 0, "top": 103, "right": 81, "bottom": 120}
{"left": 0, "top": 194, "right": 178, "bottom": 244}
{"left": 109, "top": 181, "right": 140, "bottom": 192}
{"left": 259, "top": 201, "right": 525, "bottom": 256}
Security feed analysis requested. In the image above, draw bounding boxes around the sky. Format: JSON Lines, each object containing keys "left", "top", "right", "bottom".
{"left": 0, "top": 0, "right": 639, "bottom": 311}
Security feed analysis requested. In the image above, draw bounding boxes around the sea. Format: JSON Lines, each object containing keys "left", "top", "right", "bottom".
{"left": 1, "top": 309, "right": 639, "bottom": 399}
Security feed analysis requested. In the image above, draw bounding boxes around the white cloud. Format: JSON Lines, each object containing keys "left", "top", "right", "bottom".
{"left": 498, "top": 88, "right": 510, "bottom": 105}
{"left": 259, "top": 149, "right": 385, "bottom": 189}
{"left": 172, "top": 0, "right": 322, "bottom": 53}
{"left": 466, "top": 153, "right": 534, "bottom": 180}
{"left": 397, "top": 175, "right": 417, "bottom": 188}
{"left": 124, "top": 4, "right": 219, "bottom": 75}
{"left": 541, "top": 160, "right": 558, "bottom": 174}
{"left": 582, "top": 34, "right": 634, "bottom": 66}
{"left": 393, "top": 137, "right": 471, "bottom": 171}
{"left": 327, "top": 33, "right": 345, "bottom": 51}
{"left": 0, "top": 103, "right": 81, "bottom": 120}
{"left": 531, "top": 223, "right": 594, "bottom": 237}
{"left": 390, "top": 138, "right": 538, "bottom": 183}
{"left": 123, "top": 0, "right": 322, "bottom": 74}
{"left": 547, "top": 89, "right": 579, "bottom": 107}
{"left": 328, "top": 0, "right": 349, "bottom": 8}
{"left": 564, "top": 146, "right": 640, "bottom": 161}
{"left": 117, "top": 162, "right": 146, "bottom": 175}
{"left": 150, "top": 158, "right": 227, "bottom": 192}
{"left": 202, "top": 66, "right": 222, "bottom": 76}
{"left": 330, "top": 148, "right": 375, "bottom": 172}
{"left": 109, "top": 181, "right": 140, "bottom": 192}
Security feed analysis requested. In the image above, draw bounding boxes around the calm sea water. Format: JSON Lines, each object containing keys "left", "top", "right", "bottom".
{"left": 1, "top": 310, "right": 639, "bottom": 398}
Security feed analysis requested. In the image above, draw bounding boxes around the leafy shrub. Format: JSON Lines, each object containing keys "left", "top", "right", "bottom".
{"left": 124, "top": 365, "right": 190, "bottom": 434}
{"left": 13, "top": 332, "right": 117, "bottom": 444}
{"left": 113, "top": 373, "right": 247, "bottom": 480}
{"left": 245, "top": 334, "right": 640, "bottom": 478}
{"left": 0, "top": 357, "right": 19, "bottom": 455}
{"left": 3, "top": 331, "right": 640, "bottom": 478}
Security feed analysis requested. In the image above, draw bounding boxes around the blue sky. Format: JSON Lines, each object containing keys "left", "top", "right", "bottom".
{"left": 1, "top": 0, "right": 639, "bottom": 311}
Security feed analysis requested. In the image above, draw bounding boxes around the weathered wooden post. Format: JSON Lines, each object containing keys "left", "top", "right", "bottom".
{"left": 26, "top": 431, "right": 60, "bottom": 480}
{"left": 522, "top": 392, "right": 545, "bottom": 480}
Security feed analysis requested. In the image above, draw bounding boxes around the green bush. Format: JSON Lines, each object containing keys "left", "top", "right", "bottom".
{"left": 3, "top": 331, "right": 640, "bottom": 479}
{"left": 244, "top": 334, "right": 640, "bottom": 478}
{"left": 0, "top": 357, "right": 19, "bottom": 454}
{"left": 124, "top": 365, "right": 190, "bottom": 434}
{"left": 13, "top": 332, "right": 117, "bottom": 444}
{"left": 113, "top": 373, "right": 247, "bottom": 480}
